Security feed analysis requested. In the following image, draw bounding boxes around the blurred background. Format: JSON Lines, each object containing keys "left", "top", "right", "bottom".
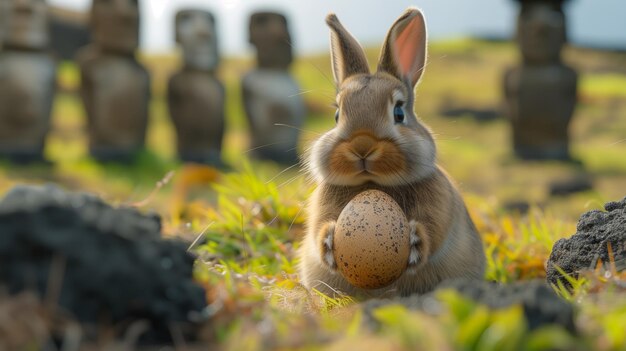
{"left": 2, "top": 2, "right": 626, "bottom": 348}
{"left": 1, "top": 0, "right": 626, "bottom": 222}
{"left": 49, "top": 0, "right": 626, "bottom": 55}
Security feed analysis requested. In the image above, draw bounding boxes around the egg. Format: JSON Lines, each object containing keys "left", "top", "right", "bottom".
{"left": 333, "top": 189, "right": 410, "bottom": 289}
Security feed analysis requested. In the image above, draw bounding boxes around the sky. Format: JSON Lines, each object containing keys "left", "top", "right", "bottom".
{"left": 49, "top": 0, "right": 626, "bottom": 56}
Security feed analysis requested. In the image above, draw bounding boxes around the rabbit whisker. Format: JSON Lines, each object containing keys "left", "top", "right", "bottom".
{"left": 266, "top": 162, "right": 301, "bottom": 184}
{"left": 274, "top": 123, "right": 322, "bottom": 136}
{"left": 287, "top": 203, "right": 305, "bottom": 233}
{"left": 288, "top": 89, "right": 316, "bottom": 97}
{"left": 244, "top": 141, "right": 290, "bottom": 153}
{"left": 277, "top": 173, "right": 304, "bottom": 190}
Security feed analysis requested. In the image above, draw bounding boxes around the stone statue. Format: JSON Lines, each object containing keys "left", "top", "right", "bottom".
{"left": 49, "top": 6, "right": 91, "bottom": 61}
{"left": 0, "top": 0, "right": 56, "bottom": 163}
{"left": 242, "top": 12, "right": 306, "bottom": 164}
{"left": 504, "top": 0, "right": 577, "bottom": 160}
{"left": 77, "top": 0, "right": 150, "bottom": 162}
{"left": 167, "top": 9, "right": 225, "bottom": 167}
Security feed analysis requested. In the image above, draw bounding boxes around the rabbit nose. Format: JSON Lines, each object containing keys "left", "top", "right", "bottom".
{"left": 350, "top": 132, "right": 378, "bottom": 159}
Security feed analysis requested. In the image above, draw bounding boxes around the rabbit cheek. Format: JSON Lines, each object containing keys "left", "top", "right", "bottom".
{"left": 369, "top": 141, "right": 407, "bottom": 176}
{"left": 328, "top": 141, "right": 360, "bottom": 177}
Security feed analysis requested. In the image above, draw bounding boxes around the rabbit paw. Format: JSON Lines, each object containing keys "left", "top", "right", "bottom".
{"left": 407, "top": 220, "right": 428, "bottom": 273}
{"left": 319, "top": 221, "right": 337, "bottom": 270}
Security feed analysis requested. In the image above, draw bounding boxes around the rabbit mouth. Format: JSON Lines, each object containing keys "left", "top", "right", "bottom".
{"left": 358, "top": 159, "right": 372, "bottom": 174}
{"left": 354, "top": 159, "right": 392, "bottom": 180}
{"left": 326, "top": 132, "right": 408, "bottom": 185}
{"left": 356, "top": 157, "right": 394, "bottom": 179}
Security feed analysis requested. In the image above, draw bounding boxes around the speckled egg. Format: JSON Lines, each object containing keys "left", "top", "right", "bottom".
{"left": 333, "top": 189, "right": 410, "bottom": 289}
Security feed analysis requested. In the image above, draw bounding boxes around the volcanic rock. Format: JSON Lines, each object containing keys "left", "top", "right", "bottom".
{"left": 547, "top": 197, "right": 626, "bottom": 287}
{"left": 0, "top": 184, "right": 208, "bottom": 344}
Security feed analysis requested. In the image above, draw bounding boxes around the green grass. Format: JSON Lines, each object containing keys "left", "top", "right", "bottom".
{"left": 1, "top": 39, "right": 626, "bottom": 350}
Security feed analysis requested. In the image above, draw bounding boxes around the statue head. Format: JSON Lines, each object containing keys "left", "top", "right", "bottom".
{"left": 175, "top": 9, "right": 219, "bottom": 72}
{"left": 248, "top": 11, "right": 292, "bottom": 70}
{"left": 0, "top": 0, "right": 49, "bottom": 51}
{"left": 0, "top": 1, "right": 4, "bottom": 48}
{"left": 90, "top": 0, "right": 140, "bottom": 54}
{"left": 517, "top": 1, "right": 566, "bottom": 64}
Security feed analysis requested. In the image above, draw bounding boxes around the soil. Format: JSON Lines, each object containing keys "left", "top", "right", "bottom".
{"left": 0, "top": 184, "right": 208, "bottom": 344}
{"left": 546, "top": 197, "right": 626, "bottom": 287}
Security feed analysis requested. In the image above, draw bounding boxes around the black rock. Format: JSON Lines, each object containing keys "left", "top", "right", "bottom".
{"left": 0, "top": 184, "right": 208, "bottom": 344}
{"left": 546, "top": 197, "right": 626, "bottom": 288}
{"left": 503, "top": 200, "right": 531, "bottom": 214}
{"left": 440, "top": 107, "right": 501, "bottom": 123}
{"left": 548, "top": 176, "right": 593, "bottom": 197}
{"left": 444, "top": 279, "right": 575, "bottom": 332}
{"left": 363, "top": 279, "right": 575, "bottom": 333}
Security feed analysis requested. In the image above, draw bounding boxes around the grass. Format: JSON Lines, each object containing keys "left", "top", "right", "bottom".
{"left": 1, "top": 38, "right": 626, "bottom": 350}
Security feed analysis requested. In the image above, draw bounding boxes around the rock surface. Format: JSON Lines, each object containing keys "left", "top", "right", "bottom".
{"left": 0, "top": 184, "right": 207, "bottom": 344}
{"left": 363, "top": 279, "right": 575, "bottom": 333}
{"left": 547, "top": 197, "right": 626, "bottom": 287}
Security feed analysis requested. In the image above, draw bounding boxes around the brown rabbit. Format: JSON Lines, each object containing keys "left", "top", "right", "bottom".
{"left": 298, "top": 8, "right": 485, "bottom": 298}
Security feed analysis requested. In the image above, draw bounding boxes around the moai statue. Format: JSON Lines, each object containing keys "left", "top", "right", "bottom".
{"left": 242, "top": 12, "right": 306, "bottom": 164}
{"left": 504, "top": 0, "right": 577, "bottom": 161}
{"left": 167, "top": 9, "right": 225, "bottom": 167}
{"left": 77, "top": 0, "right": 150, "bottom": 162}
{"left": 0, "top": 0, "right": 56, "bottom": 163}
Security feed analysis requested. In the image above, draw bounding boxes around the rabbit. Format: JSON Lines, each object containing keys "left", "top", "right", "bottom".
{"left": 298, "top": 8, "right": 485, "bottom": 298}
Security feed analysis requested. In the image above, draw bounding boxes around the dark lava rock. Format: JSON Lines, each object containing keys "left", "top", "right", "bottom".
{"left": 440, "top": 107, "right": 500, "bottom": 122}
{"left": 502, "top": 200, "right": 531, "bottom": 214}
{"left": 548, "top": 176, "right": 593, "bottom": 197}
{"left": 441, "top": 279, "right": 575, "bottom": 332}
{"left": 363, "top": 279, "right": 575, "bottom": 333}
{"left": 0, "top": 184, "right": 208, "bottom": 344}
{"left": 547, "top": 197, "right": 626, "bottom": 287}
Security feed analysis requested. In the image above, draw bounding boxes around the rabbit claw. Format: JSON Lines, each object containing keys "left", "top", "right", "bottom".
{"left": 321, "top": 221, "right": 337, "bottom": 270}
{"left": 407, "top": 220, "right": 421, "bottom": 273}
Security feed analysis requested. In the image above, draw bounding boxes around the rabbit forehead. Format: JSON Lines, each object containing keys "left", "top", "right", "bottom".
{"left": 338, "top": 74, "right": 407, "bottom": 108}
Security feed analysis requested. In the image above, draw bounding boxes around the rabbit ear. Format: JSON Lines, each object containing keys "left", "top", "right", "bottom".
{"left": 378, "top": 8, "right": 427, "bottom": 87}
{"left": 326, "top": 14, "right": 370, "bottom": 86}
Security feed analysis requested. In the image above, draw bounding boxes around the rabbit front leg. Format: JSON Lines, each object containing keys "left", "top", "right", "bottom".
{"left": 407, "top": 220, "right": 430, "bottom": 273}
{"left": 318, "top": 221, "right": 338, "bottom": 270}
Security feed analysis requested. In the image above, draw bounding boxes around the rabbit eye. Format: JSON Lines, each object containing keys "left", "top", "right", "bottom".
{"left": 393, "top": 102, "right": 405, "bottom": 124}
{"left": 334, "top": 109, "right": 340, "bottom": 124}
